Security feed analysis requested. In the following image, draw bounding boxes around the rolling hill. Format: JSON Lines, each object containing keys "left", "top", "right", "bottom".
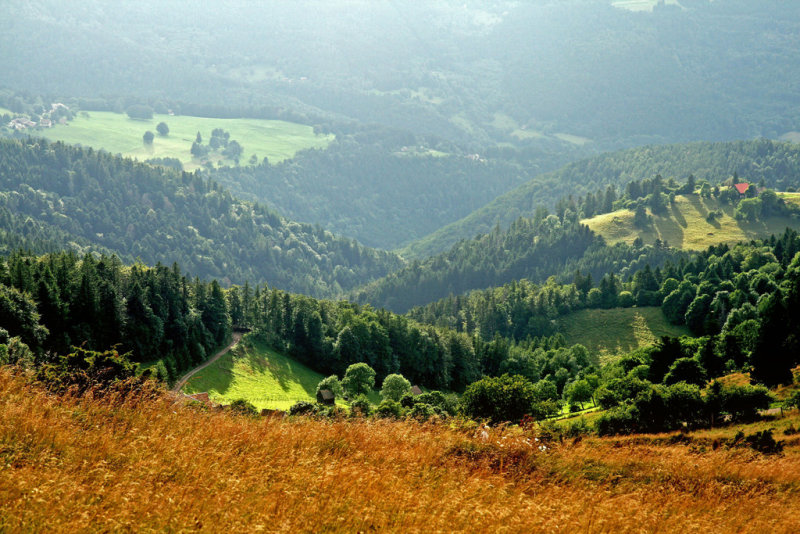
{"left": 402, "top": 140, "right": 800, "bottom": 259}
{"left": 0, "top": 138, "right": 403, "bottom": 297}
{"left": 583, "top": 194, "right": 800, "bottom": 250}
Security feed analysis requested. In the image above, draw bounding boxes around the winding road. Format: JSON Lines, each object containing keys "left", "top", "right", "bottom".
{"left": 170, "top": 332, "right": 243, "bottom": 393}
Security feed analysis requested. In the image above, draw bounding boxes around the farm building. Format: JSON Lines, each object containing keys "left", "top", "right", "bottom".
{"left": 317, "top": 389, "right": 335, "bottom": 405}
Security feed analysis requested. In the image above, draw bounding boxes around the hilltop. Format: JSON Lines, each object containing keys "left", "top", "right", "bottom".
{"left": 584, "top": 194, "right": 800, "bottom": 250}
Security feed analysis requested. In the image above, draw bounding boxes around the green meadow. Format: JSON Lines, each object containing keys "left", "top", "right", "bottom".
{"left": 181, "top": 336, "right": 384, "bottom": 410}
{"left": 37, "top": 111, "right": 333, "bottom": 170}
{"left": 558, "top": 307, "right": 690, "bottom": 363}
{"left": 583, "top": 194, "right": 800, "bottom": 251}
{"left": 181, "top": 336, "right": 324, "bottom": 411}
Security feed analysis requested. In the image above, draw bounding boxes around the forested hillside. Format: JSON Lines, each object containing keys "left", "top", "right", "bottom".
{"left": 4, "top": 1, "right": 800, "bottom": 148}
{"left": 405, "top": 140, "right": 800, "bottom": 258}
{"left": 212, "top": 132, "right": 576, "bottom": 250}
{"left": 354, "top": 213, "right": 687, "bottom": 314}
{"left": 0, "top": 138, "right": 402, "bottom": 297}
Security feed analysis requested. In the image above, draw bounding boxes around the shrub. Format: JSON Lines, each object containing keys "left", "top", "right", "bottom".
{"left": 407, "top": 402, "right": 437, "bottom": 421}
{"left": 743, "top": 430, "right": 783, "bottom": 454}
{"left": 289, "top": 401, "right": 317, "bottom": 416}
{"left": 36, "top": 347, "right": 144, "bottom": 395}
{"left": 316, "top": 375, "right": 343, "bottom": 397}
{"left": 376, "top": 399, "right": 403, "bottom": 419}
{"left": 380, "top": 373, "right": 411, "bottom": 401}
{"left": 126, "top": 105, "right": 154, "bottom": 120}
{"left": 342, "top": 363, "right": 376, "bottom": 397}
{"left": 617, "top": 291, "right": 635, "bottom": 308}
{"left": 596, "top": 404, "right": 638, "bottom": 436}
{"left": 349, "top": 394, "right": 372, "bottom": 417}
{"left": 460, "top": 374, "right": 539, "bottom": 424}
{"left": 229, "top": 399, "right": 258, "bottom": 416}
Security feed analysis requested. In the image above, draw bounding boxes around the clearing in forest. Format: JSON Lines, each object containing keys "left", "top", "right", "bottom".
{"left": 180, "top": 335, "right": 323, "bottom": 411}
{"left": 37, "top": 111, "right": 333, "bottom": 170}
{"left": 559, "top": 307, "right": 690, "bottom": 363}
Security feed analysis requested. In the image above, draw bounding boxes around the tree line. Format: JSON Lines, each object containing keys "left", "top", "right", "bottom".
{"left": 0, "top": 137, "right": 403, "bottom": 298}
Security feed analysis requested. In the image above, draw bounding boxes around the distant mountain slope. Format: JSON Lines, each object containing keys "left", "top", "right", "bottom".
{"left": 402, "top": 140, "right": 800, "bottom": 259}
{"left": 4, "top": 1, "right": 800, "bottom": 147}
{"left": 584, "top": 194, "right": 800, "bottom": 250}
{"left": 353, "top": 214, "right": 686, "bottom": 314}
{"left": 0, "top": 138, "right": 402, "bottom": 297}
{"left": 212, "top": 134, "right": 577, "bottom": 250}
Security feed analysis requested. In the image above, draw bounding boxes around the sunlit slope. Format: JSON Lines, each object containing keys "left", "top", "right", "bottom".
{"left": 3, "top": 368, "right": 800, "bottom": 532}
{"left": 181, "top": 336, "right": 322, "bottom": 411}
{"left": 558, "top": 307, "right": 690, "bottom": 363}
{"left": 38, "top": 111, "right": 333, "bottom": 170}
{"left": 583, "top": 195, "right": 800, "bottom": 250}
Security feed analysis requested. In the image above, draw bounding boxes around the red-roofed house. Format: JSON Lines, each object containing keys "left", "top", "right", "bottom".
{"left": 733, "top": 183, "right": 751, "bottom": 197}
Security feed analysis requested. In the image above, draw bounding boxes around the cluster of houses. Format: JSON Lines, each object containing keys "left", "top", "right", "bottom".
{"left": 5, "top": 102, "right": 69, "bottom": 130}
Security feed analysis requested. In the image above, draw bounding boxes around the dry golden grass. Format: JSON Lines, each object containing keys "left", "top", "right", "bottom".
{"left": 583, "top": 195, "right": 799, "bottom": 251}
{"left": 1, "top": 368, "right": 799, "bottom": 533}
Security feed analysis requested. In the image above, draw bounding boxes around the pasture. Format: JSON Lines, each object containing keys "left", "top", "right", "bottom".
{"left": 180, "top": 336, "right": 324, "bottom": 411}
{"left": 37, "top": 111, "right": 333, "bottom": 170}
{"left": 583, "top": 194, "right": 800, "bottom": 250}
{"left": 559, "top": 307, "right": 690, "bottom": 363}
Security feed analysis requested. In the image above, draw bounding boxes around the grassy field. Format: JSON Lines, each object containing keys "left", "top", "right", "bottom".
{"left": 559, "top": 307, "right": 690, "bottom": 363}
{"left": 583, "top": 194, "right": 800, "bottom": 250}
{"left": 3, "top": 368, "right": 800, "bottom": 532}
{"left": 181, "top": 336, "right": 324, "bottom": 411}
{"left": 36, "top": 111, "right": 333, "bottom": 171}
{"left": 180, "top": 336, "right": 382, "bottom": 410}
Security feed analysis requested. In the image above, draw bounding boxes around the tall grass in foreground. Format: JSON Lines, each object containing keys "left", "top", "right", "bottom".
{"left": 1, "top": 368, "right": 799, "bottom": 533}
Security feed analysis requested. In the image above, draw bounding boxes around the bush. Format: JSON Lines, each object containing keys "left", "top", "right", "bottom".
{"left": 565, "top": 417, "right": 592, "bottom": 438}
{"left": 380, "top": 373, "right": 411, "bottom": 401}
{"left": 349, "top": 394, "right": 372, "bottom": 417}
{"left": 743, "top": 430, "right": 783, "bottom": 454}
{"left": 407, "top": 402, "right": 437, "bottom": 421}
{"left": 126, "top": 105, "right": 154, "bottom": 120}
{"left": 36, "top": 347, "right": 144, "bottom": 395}
{"left": 342, "top": 363, "right": 376, "bottom": 397}
{"left": 316, "top": 375, "right": 343, "bottom": 397}
{"left": 460, "top": 374, "right": 540, "bottom": 424}
{"left": 617, "top": 291, "right": 635, "bottom": 308}
{"left": 596, "top": 404, "right": 638, "bottom": 436}
{"left": 289, "top": 401, "right": 317, "bottom": 416}
{"left": 376, "top": 399, "right": 403, "bottom": 419}
{"left": 229, "top": 399, "right": 258, "bottom": 416}
{"left": 710, "top": 384, "right": 773, "bottom": 422}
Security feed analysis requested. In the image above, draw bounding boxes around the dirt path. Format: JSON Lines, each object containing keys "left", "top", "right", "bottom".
{"left": 171, "top": 332, "right": 243, "bottom": 393}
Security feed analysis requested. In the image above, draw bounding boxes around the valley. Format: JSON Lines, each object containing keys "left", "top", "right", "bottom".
{"left": 3, "top": 1, "right": 800, "bottom": 531}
